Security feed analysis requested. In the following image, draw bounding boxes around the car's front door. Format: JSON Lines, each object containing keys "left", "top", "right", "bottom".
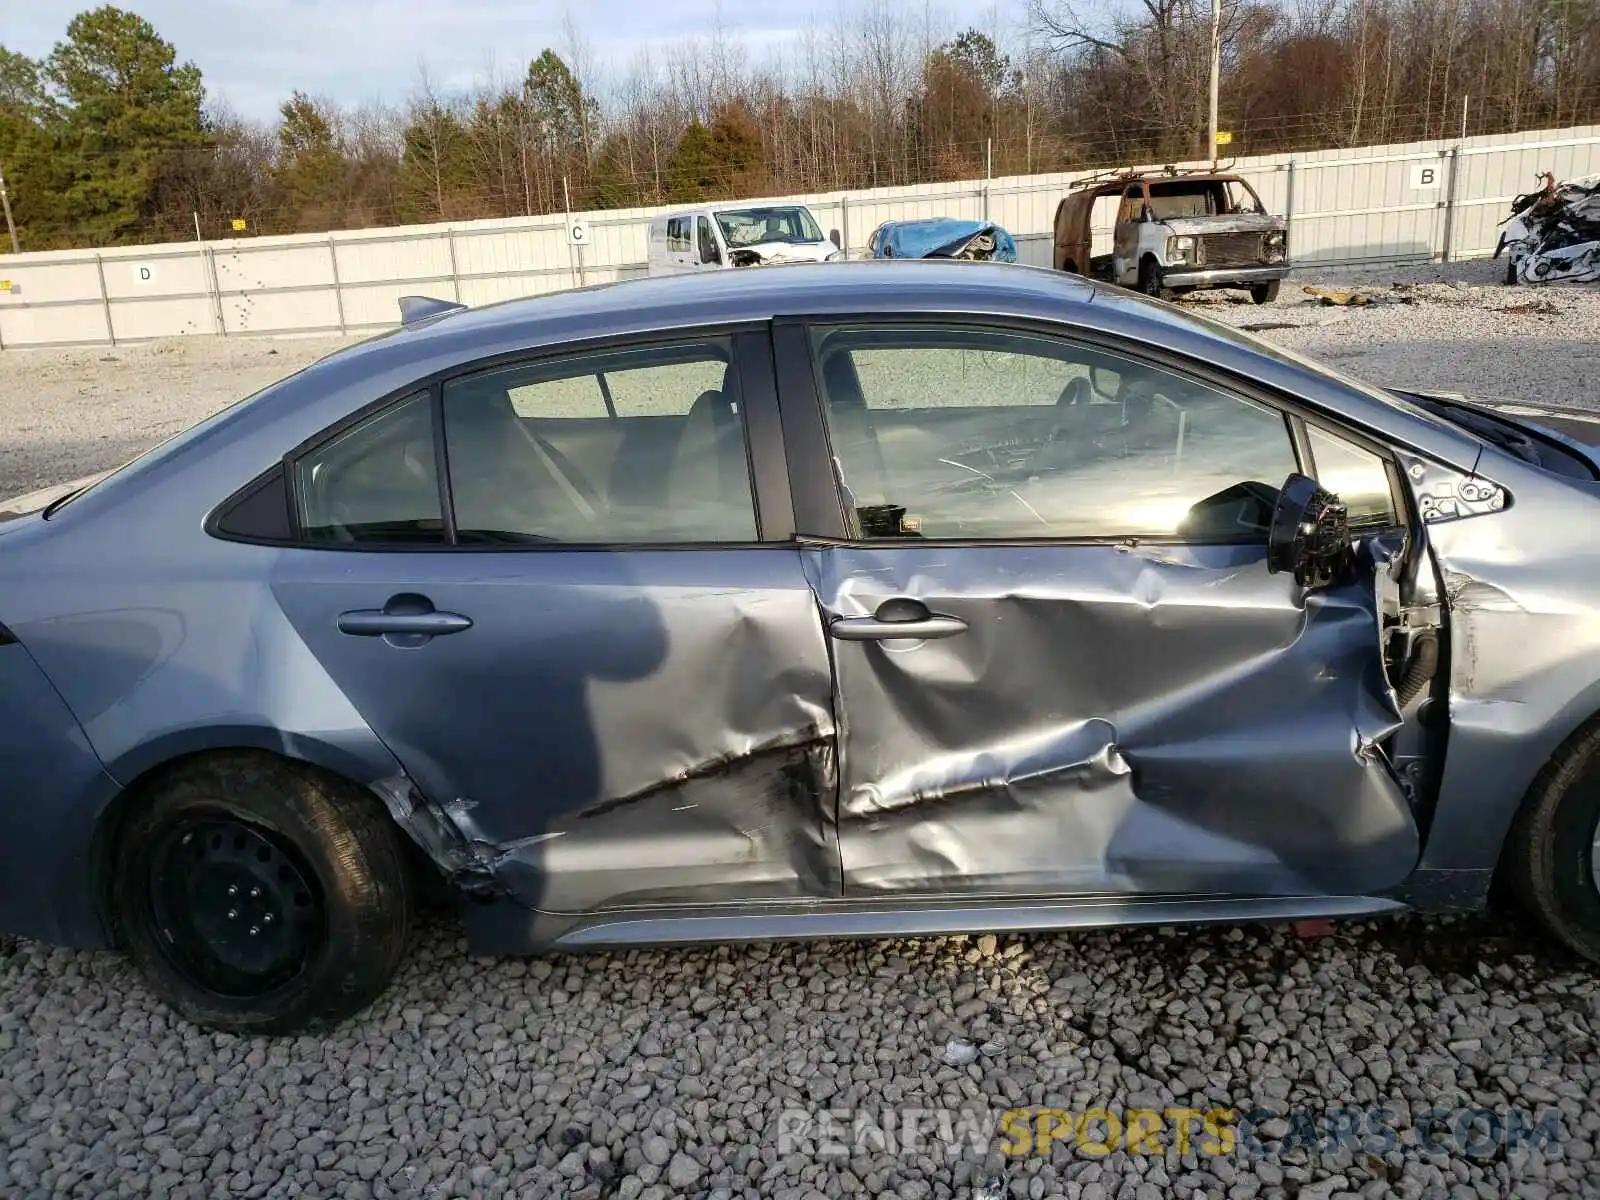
{"left": 271, "top": 328, "right": 840, "bottom": 915}
{"left": 1112, "top": 183, "right": 1145, "bottom": 282}
{"left": 696, "top": 215, "right": 724, "bottom": 269}
{"left": 781, "top": 319, "right": 1420, "bottom": 901}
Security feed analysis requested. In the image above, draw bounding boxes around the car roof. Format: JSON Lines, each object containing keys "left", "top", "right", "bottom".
{"left": 387, "top": 261, "right": 1097, "bottom": 350}
{"left": 284, "top": 261, "right": 1377, "bottom": 420}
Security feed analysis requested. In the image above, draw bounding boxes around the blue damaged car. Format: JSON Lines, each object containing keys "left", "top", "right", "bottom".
{"left": 5, "top": 261, "right": 1600, "bottom": 1033}
{"left": 867, "top": 217, "right": 1018, "bottom": 262}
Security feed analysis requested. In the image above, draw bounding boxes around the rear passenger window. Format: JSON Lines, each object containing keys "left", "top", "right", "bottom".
{"left": 442, "top": 340, "right": 758, "bottom": 544}
{"left": 294, "top": 391, "right": 444, "bottom": 544}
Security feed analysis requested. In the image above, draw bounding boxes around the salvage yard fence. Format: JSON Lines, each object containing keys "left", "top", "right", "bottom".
{"left": 1, "top": 125, "right": 1597, "bottom": 351}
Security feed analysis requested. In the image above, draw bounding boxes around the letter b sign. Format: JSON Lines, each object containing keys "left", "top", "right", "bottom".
{"left": 1410, "top": 164, "right": 1441, "bottom": 191}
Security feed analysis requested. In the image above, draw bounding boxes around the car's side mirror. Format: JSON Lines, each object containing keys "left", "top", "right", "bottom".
{"left": 1267, "top": 473, "right": 1354, "bottom": 587}
{"left": 829, "top": 229, "right": 842, "bottom": 248}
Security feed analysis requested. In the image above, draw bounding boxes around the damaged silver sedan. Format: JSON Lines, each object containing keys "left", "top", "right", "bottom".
{"left": 5, "top": 261, "right": 1600, "bottom": 1033}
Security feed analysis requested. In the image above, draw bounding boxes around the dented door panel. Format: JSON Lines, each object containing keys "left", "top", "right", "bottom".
{"left": 274, "top": 548, "right": 840, "bottom": 913}
{"left": 807, "top": 540, "right": 1420, "bottom": 899}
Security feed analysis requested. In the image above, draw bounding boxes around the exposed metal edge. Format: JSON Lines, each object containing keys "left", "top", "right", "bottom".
{"left": 555, "top": 893, "right": 1405, "bottom": 948}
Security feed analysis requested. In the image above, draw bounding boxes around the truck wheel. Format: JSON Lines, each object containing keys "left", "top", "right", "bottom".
{"left": 1250, "top": 281, "right": 1281, "bottom": 305}
{"left": 1503, "top": 724, "right": 1600, "bottom": 964}
{"left": 1137, "top": 258, "right": 1164, "bottom": 297}
{"left": 113, "top": 753, "right": 415, "bottom": 1034}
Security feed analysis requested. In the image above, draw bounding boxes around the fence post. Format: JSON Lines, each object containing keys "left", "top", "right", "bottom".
{"left": 446, "top": 229, "right": 461, "bottom": 302}
{"left": 94, "top": 252, "right": 115, "bottom": 345}
{"left": 1284, "top": 159, "right": 1297, "bottom": 257}
{"left": 327, "top": 237, "right": 347, "bottom": 334}
{"left": 194, "top": 211, "right": 222, "bottom": 336}
{"left": 984, "top": 138, "right": 992, "bottom": 221}
{"left": 1441, "top": 145, "right": 1462, "bottom": 262}
{"left": 840, "top": 192, "right": 850, "bottom": 255}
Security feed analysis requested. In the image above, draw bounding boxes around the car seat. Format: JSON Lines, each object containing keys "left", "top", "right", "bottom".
{"left": 663, "top": 363, "right": 756, "bottom": 540}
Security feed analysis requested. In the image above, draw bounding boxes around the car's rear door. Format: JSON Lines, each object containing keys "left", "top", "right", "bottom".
{"left": 271, "top": 327, "right": 840, "bottom": 915}
{"left": 774, "top": 317, "right": 1420, "bottom": 902}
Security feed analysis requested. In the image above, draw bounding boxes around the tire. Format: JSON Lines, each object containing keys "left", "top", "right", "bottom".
{"left": 1505, "top": 257, "right": 1519, "bottom": 286}
{"left": 1061, "top": 259, "right": 1079, "bottom": 275}
{"left": 1250, "top": 280, "right": 1281, "bottom": 305}
{"left": 1137, "top": 257, "right": 1164, "bottom": 297}
{"left": 113, "top": 753, "right": 415, "bottom": 1034}
{"left": 1503, "top": 725, "right": 1600, "bottom": 963}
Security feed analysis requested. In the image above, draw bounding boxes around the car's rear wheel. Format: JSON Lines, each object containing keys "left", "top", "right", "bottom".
{"left": 1250, "top": 280, "right": 1281, "bottom": 304}
{"left": 1504, "top": 725, "right": 1600, "bottom": 963}
{"left": 113, "top": 753, "right": 414, "bottom": 1033}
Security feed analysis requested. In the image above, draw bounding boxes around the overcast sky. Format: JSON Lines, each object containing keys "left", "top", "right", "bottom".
{"left": 11, "top": 1, "right": 1023, "bottom": 122}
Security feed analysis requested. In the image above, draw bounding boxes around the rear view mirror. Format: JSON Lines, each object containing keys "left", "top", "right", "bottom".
{"left": 829, "top": 229, "right": 842, "bottom": 249}
{"left": 1267, "top": 473, "right": 1354, "bottom": 587}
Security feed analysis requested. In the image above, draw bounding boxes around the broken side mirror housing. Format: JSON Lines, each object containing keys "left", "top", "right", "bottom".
{"left": 1267, "top": 473, "right": 1355, "bottom": 588}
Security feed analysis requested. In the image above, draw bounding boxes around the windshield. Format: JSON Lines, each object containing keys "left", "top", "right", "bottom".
{"left": 715, "top": 206, "right": 824, "bottom": 247}
{"left": 1146, "top": 179, "right": 1263, "bottom": 219}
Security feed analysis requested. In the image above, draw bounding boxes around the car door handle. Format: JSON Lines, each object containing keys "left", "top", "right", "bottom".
{"left": 829, "top": 600, "right": 968, "bottom": 642}
{"left": 337, "top": 594, "right": 472, "bottom": 645}
{"left": 337, "top": 611, "right": 473, "bottom": 636}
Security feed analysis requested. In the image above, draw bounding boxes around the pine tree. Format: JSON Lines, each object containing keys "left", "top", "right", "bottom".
{"left": 666, "top": 120, "right": 718, "bottom": 201}
{"left": 45, "top": 6, "right": 206, "bottom": 244}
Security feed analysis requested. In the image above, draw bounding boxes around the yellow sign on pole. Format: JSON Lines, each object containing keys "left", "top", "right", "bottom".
{"left": 1215, "top": 130, "right": 1234, "bottom": 146}
{"left": 0, "top": 280, "right": 12, "bottom": 293}
{"left": 231, "top": 218, "right": 247, "bottom": 232}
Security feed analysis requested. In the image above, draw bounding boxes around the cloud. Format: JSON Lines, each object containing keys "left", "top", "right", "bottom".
{"left": 14, "top": 0, "right": 1016, "bottom": 121}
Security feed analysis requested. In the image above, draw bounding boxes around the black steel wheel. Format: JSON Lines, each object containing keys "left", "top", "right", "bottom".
{"left": 145, "top": 813, "right": 324, "bottom": 997}
{"left": 114, "top": 752, "right": 414, "bottom": 1034}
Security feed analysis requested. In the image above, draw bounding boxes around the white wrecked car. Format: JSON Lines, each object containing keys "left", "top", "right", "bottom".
{"left": 1495, "top": 173, "right": 1600, "bottom": 285}
{"left": 647, "top": 204, "right": 844, "bottom": 276}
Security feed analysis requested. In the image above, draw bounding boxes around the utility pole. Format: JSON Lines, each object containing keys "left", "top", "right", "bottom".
{"left": 0, "top": 155, "right": 19, "bottom": 254}
{"left": 1208, "top": 0, "right": 1222, "bottom": 166}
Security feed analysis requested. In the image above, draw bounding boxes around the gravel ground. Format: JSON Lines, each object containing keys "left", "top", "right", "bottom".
{"left": 3, "top": 262, "right": 1600, "bottom": 1200}
{"left": 1195, "top": 258, "right": 1600, "bottom": 409}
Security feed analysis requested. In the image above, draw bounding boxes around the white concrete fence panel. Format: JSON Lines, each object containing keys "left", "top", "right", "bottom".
{"left": 1, "top": 125, "right": 1595, "bottom": 350}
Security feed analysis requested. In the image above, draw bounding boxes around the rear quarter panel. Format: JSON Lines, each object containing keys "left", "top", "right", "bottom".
{"left": 0, "top": 637, "right": 122, "bottom": 947}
